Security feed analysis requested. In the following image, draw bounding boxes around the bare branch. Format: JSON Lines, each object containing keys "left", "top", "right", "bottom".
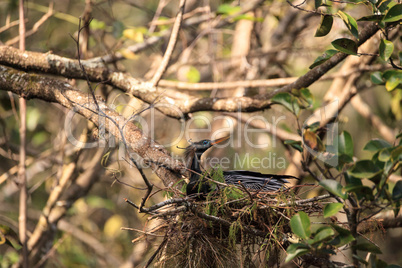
{"left": 150, "top": 0, "right": 186, "bottom": 86}
{"left": 158, "top": 65, "right": 388, "bottom": 90}
{"left": 6, "top": 3, "right": 54, "bottom": 46}
{"left": 0, "top": 19, "right": 22, "bottom": 34}
{"left": 17, "top": 1, "right": 28, "bottom": 267}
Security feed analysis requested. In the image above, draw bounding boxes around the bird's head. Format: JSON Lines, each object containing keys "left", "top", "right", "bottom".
{"left": 184, "top": 136, "right": 230, "bottom": 163}
{"left": 191, "top": 136, "right": 230, "bottom": 153}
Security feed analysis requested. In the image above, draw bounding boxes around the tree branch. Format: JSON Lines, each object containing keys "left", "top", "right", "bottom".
{"left": 0, "top": 22, "right": 380, "bottom": 119}
{"left": 150, "top": 0, "right": 186, "bottom": 86}
{"left": 17, "top": 1, "right": 28, "bottom": 266}
{"left": 0, "top": 65, "right": 183, "bottom": 186}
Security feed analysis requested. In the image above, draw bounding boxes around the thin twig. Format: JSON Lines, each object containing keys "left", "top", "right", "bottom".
{"left": 6, "top": 3, "right": 54, "bottom": 46}
{"left": 141, "top": 198, "right": 187, "bottom": 213}
{"left": 147, "top": 0, "right": 168, "bottom": 34}
{"left": 149, "top": 206, "right": 188, "bottom": 219}
{"left": 120, "top": 227, "right": 166, "bottom": 237}
{"left": 124, "top": 198, "right": 140, "bottom": 210}
{"left": 18, "top": 0, "right": 28, "bottom": 267}
{"left": 0, "top": 19, "right": 22, "bottom": 34}
{"left": 158, "top": 64, "right": 388, "bottom": 90}
{"left": 150, "top": 0, "right": 186, "bottom": 87}
{"left": 286, "top": 0, "right": 328, "bottom": 16}
{"left": 238, "top": 181, "right": 254, "bottom": 202}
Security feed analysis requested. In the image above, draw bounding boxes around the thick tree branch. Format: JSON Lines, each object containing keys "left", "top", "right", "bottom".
{"left": 0, "top": 65, "right": 183, "bottom": 186}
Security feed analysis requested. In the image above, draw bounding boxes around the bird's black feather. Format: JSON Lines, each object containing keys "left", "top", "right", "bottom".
{"left": 223, "top": 170, "right": 296, "bottom": 191}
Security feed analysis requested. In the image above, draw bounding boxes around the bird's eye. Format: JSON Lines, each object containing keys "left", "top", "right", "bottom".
{"left": 203, "top": 140, "right": 209, "bottom": 145}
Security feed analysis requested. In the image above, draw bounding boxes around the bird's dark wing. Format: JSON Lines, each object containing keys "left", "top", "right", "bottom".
{"left": 223, "top": 170, "right": 297, "bottom": 191}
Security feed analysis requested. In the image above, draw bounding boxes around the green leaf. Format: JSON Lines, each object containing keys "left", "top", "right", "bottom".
{"left": 110, "top": 24, "right": 126, "bottom": 41}
{"left": 123, "top": 27, "right": 147, "bottom": 42}
{"left": 320, "top": 179, "right": 347, "bottom": 199}
{"left": 385, "top": 75, "right": 400, "bottom": 91}
{"left": 309, "top": 49, "right": 338, "bottom": 69}
{"left": 338, "top": 154, "right": 354, "bottom": 166}
{"left": 358, "top": 15, "right": 384, "bottom": 21}
{"left": 284, "top": 140, "right": 303, "bottom": 152}
{"left": 345, "top": 185, "right": 374, "bottom": 201}
{"left": 332, "top": 38, "right": 358, "bottom": 55}
{"left": 363, "top": 139, "right": 391, "bottom": 151}
{"left": 330, "top": 224, "right": 355, "bottom": 246}
{"left": 305, "top": 122, "right": 320, "bottom": 132}
{"left": 377, "top": 0, "right": 393, "bottom": 12}
{"left": 353, "top": 254, "right": 369, "bottom": 265}
{"left": 383, "top": 70, "right": 402, "bottom": 80}
{"left": 233, "top": 14, "right": 263, "bottom": 22}
{"left": 370, "top": 71, "right": 384, "bottom": 85}
{"left": 348, "top": 160, "right": 383, "bottom": 180}
{"left": 391, "top": 145, "right": 402, "bottom": 161}
{"left": 393, "top": 181, "right": 402, "bottom": 200}
{"left": 223, "top": 186, "right": 245, "bottom": 200}
{"left": 383, "top": 4, "right": 402, "bottom": 23}
{"left": 299, "top": 88, "right": 314, "bottom": 107}
{"left": 353, "top": 242, "right": 382, "bottom": 254}
{"left": 338, "top": 11, "right": 359, "bottom": 39}
{"left": 0, "top": 224, "right": 21, "bottom": 250}
{"left": 285, "top": 243, "right": 310, "bottom": 263}
{"left": 339, "top": 131, "right": 353, "bottom": 157}
{"left": 378, "top": 147, "right": 394, "bottom": 162}
{"left": 272, "top": 93, "right": 300, "bottom": 114}
{"left": 324, "top": 203, "right": 344, "bottom": 218}
{"left": 391, "top": 89, "right": 402, "bottom": 120}
{"left": 290, "top": 211, "right": 311, "bottom": 239}
{"left": 186, "top": 66, "right": 201, "bottom": 83}
{"left": 315, "top": 15, "right": 333, "bottom": 37}
{"left": 90, "top": 19, "right": 106, "bottom": 30}
{"left": 315, "top": 0, "right": 322, "bottom": 8}
{"left": 309, "top": 227, "right": 335, "bottom": 245}
{"left": 379, "top": 39, "right": 394, "bottom": 61}
{"left": 217, "top": 4, "right": 241, "bottom": 15}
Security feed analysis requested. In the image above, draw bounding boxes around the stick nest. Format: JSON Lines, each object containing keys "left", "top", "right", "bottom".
{"left": 132, "top": 180, "right": 328, "bottom": 268}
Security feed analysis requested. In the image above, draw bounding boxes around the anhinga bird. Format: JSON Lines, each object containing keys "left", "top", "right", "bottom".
{"left": 185, "top": 136, "right": 298, "bottom": 196}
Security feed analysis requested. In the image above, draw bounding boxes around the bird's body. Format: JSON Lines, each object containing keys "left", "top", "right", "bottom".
{"left": 185, "top": 137, "right": 298, "bottom": 196}
{"left": 222, "top": 170, "right": 293, "bottom": 191}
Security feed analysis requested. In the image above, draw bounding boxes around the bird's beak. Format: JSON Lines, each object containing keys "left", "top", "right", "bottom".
{"left": 211, "top": 136, "right": 230, "bottom": 146}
